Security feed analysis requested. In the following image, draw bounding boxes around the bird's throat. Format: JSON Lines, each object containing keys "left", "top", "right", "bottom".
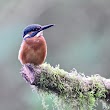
{"left": 36, "top": 31, "right": 43, "bottom": 37}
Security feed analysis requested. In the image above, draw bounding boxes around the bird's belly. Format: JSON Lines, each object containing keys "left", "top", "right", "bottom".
{"left": 25, "top": 47, "right": 46, "bottom": 65}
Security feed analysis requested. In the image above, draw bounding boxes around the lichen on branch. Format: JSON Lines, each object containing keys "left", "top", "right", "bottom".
{"left": 21, "top": 63, "right": 110, "bottom": 110}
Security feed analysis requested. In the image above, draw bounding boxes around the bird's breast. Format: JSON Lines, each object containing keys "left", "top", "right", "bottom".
{"left": 18, "top": 36, "right": 47, "bottom": 65}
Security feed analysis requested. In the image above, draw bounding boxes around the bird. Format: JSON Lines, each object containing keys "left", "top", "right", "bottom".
{"left": 18, "top": 24, "right": 54, "bottom": 66}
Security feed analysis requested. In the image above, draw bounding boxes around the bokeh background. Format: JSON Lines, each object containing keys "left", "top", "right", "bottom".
{"left": 1, "top": 0, "right": 110, "bottom": 110}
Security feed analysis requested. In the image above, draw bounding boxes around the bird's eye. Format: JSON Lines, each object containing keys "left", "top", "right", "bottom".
{"left": 33, "top": 28, "right": 38, "bottom": 31}
{"left": 37, "top": 27, "right": 41, "bottom": 30}
{"left": 32, "top": 27, "right": 41, "bottom": 32}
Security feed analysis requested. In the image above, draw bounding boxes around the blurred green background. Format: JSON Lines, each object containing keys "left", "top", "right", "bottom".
{"left": 1, "top": 0, "right": 110, "bottom": 110}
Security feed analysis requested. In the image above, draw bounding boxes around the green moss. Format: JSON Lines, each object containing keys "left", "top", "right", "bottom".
{"left": 31, "top": 63, "right": 108, "bottom": 110}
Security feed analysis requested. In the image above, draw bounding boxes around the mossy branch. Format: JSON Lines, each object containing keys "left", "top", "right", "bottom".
{"left": 21, "top": 63, "right": 110, "bottom": 109}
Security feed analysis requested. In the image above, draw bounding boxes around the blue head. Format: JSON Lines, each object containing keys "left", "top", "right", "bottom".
{"left": 23, "top": 24, "right": 55, "bottom": 40}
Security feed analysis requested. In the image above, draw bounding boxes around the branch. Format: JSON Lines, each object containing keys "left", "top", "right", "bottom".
{"left": 21, "top": 63, "right": 110, "bottom": 109}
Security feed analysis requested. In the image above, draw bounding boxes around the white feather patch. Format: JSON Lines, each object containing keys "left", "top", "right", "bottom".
{"left": 23, "top": 34, "right": 30, "bottom": 39}
{"left": 36, "top": 31, "right": 43, "bottom": 37}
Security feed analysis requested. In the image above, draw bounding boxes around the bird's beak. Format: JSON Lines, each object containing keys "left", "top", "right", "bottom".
{"left": 41, "top": 24, "right": 55, "bottom": 31}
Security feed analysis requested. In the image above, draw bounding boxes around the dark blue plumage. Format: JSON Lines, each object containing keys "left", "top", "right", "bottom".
{"left": 23, "top": 24, "right": 41, "bottom": 38}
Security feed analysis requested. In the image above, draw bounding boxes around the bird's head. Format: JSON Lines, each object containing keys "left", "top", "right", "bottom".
{"left": 23, "top": 24, "right": 55, "bottom": 40}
